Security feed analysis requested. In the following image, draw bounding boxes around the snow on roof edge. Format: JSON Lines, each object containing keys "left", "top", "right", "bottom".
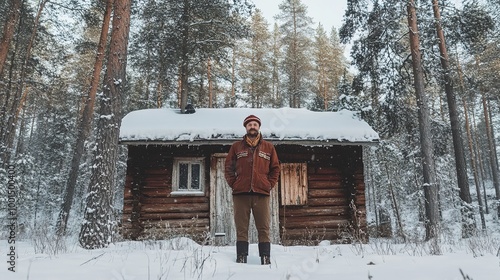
{"left": 119, "top": 107, "right": 380, "bottom": 144}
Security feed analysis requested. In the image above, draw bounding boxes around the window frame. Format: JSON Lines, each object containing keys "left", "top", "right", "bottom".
{"left": 171, "top": 157, "right": 205, "bottom": 196}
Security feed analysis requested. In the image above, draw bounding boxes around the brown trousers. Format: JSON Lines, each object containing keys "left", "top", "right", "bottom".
{"left": 233, "top": 194, "right": 270, "bottom": 243}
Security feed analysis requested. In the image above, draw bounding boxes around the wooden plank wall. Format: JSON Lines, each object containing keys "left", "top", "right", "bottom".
{"left": 280, "top": 163, "right": 308, "bottom": 205}
{"left": 210, "top": 154, "right": 281, "bottom": 245}
{"left": 276, "top": 145, "right": 367, "bottom": 245}
{"left": 121, "top": 145, "right": 226, "bottom": 241}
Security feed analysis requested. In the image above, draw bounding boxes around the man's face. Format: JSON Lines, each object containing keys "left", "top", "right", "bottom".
{"left": 245, "top": 121, "right": 260, "bottom": 137}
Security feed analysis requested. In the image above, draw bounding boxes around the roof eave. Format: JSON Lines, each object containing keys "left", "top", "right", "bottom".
{"left": 119, "top": 138, "right": 380, "bottom": 146}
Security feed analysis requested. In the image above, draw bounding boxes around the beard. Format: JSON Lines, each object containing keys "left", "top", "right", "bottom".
{"left": 246, "top": 129, "right": 259, "bottom": 137}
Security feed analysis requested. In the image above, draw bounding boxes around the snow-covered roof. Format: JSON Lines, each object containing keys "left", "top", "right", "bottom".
{"left": 119, "top": 107, "right": 379, "bottom": 145}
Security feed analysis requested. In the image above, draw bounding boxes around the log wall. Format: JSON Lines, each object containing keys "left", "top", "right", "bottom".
{"left": 121, "top": 143, "right": 367, "bottom": 244}
{"left": 276, "top": 145, "right": 367, "bottom": 245}
{"left": 121, "top": 145, "right": 226, "bottom": 241}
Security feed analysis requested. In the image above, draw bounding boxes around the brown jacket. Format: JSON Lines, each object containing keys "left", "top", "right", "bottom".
{"left": 224, "top": 136, "right": 280, "bottom": 195}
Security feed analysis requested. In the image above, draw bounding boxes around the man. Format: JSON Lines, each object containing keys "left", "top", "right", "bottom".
{"left": 224, "top": 114, "right": 280, "bottom": 265}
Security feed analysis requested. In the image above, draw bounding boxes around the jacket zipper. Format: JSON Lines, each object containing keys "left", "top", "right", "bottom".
{"left": 250, "top": 146, "right": 257, "bottom": 192}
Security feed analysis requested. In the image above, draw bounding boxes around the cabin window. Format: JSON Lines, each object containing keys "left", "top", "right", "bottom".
{"left": 171, "top": 157, "right": 205, "bottom": 196}
{"left": 280, "top": 163, "right": 308, "bottom": 205}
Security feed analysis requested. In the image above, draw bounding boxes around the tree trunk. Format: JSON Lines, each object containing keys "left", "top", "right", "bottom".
{"left": 12, "top": 86, "right": 28, "bottom": 157}
{"left": 384, "top": 161, "right": 406, "bottom": 241}
{"left": 55, "top": 0, "right": 114, "bottom": 236}
{"left": 482, "top": 93, "right": 500, "bottom": 217}
{"left": 208, "top": 57, "right": 212, "bottom": 108}
{"left": 1, "top": 0, "right": 47, "bottom": 167}
{"left": 179, "top": 0, "right": 190, "bottom": 113}
{"left": 292, "top": 9, "right": 298, "bottom": 108}
{"left": 463, "top": 99, "right": 486, "bottom": 230}
{"left": 365, "top": 153, "right": 379, "bottom": 237}
{"left": 487, "top": 99, "right": 499, "bottom": 170}
{"left": 155, "top": 33, "right": 165, "bottom": 108}
{"left": 471, "top": 102, "right": 489, "bottom": 214}
{"left": 79, "top": 0, "right": 131, "bottom": 249}
{"left": 155, "top": 77, "right": 163, "bottom": 108}
{"left": 431, "top": 0, "right": 475, "bottom": 237}
{"left": 455, "top": 52, "right": 486, "bottom": 230}
{"left": 231, "top": 47, "right": 236, "bottom": 107}
{"left": 406, "top": 0, "right": 440, "bottom": 243}
{"left": 0, "top": 0, "right": 21, "bottom": 77}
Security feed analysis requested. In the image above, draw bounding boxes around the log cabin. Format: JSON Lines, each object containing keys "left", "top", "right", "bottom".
{"left": 119, "top": 107, "right": 379, "bottom": 245}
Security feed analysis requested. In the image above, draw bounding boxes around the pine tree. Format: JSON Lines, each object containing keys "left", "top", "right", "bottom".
{"left": 458, "top": 1, "right": 500, "bottom": 218}
{"left": 311, "top": 24, "right": 345, "bottom": 111}
{"left": 130, "top": 0, "right": 252, "bottom": 112}
{"left": 407, "top": 0, "right": 440, "bottom": 243}
{"left": 56, "top": 0, "right": 114, "bottom": 236}
{"left": 79, "top": 0, "right": 131, "bottom": 249}
{"left": 0, "top": 0, "right": 21, "bottom": 77}
{"left": 0, "top": 0, "right": 82, "bottom": 231}
{"left": 239, "top": 9, "right": 272, "bottom": 108}
{"left": 129, "top": 0, "right": 179, "bottom": 109}
{"left": 341, "top": 0, "right": 414, "bottom": 133}
{"left": 430, "top": 0, "right": 475, "bottom": 237}
{"left": 276, "top": 0, "right": 313, "bottom": 108}
{"left": 1, "top": 0, "right": 48, "bottom": 167}
{"left": 270, "top": 23, "right": 284, "bottom": 107}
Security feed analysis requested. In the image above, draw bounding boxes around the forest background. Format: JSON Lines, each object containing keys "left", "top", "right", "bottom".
{"left": 0, "top": 0, "right": 500, "bottom": 249}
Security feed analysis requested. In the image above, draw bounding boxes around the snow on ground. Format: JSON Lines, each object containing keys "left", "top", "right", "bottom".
{"left": 2, "top": 237, "right": 499, "bottom": 280}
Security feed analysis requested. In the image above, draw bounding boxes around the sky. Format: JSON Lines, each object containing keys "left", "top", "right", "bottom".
{"left": 251, "top": 0, "right": 351, "bottom": 60}
{"left": 251, "top": 0, "right": 348, "bottom": 32}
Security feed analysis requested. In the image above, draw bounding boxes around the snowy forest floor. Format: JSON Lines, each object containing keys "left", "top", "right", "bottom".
{"left": 2, "top": 234, "right": 500, "bottom": 280}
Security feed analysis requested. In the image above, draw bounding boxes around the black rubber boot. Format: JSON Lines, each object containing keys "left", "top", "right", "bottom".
{"left": 236, "top": 241, "right": 249, "bottom": 263}
{"left": 258, "top": 242, "right": 271, "bottom": 265}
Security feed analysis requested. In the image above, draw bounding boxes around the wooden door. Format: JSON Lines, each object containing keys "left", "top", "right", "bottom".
{"left": 210, "top": 153, "right": 280, "bottom": 245}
